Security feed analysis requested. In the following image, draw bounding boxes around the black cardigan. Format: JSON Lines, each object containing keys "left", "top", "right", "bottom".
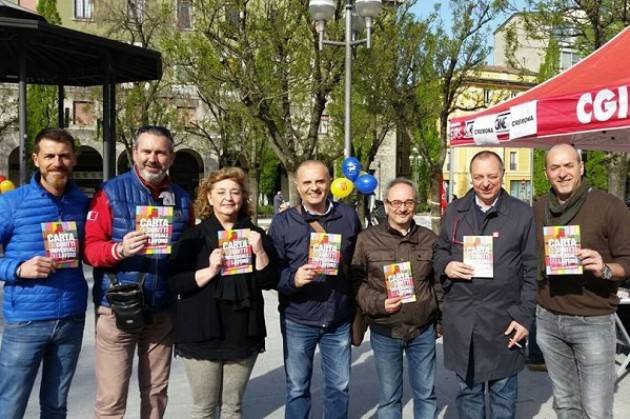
{"left": 168, "top": 215, "right": 278, "bottom": 360}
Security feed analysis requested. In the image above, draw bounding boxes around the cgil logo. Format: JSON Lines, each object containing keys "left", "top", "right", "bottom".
{"left": 577, "top": 85, "right": 629, "bottom": 124}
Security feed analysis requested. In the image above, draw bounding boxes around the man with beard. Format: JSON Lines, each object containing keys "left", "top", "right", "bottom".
{"left": 84, "top": 125, "right": 192, "bottom": 419}
{"left": 268, "top": 160, "right": 361, "bottom": 419}
{"left": 0, "top": 128, "right": 89, "bottom": 419}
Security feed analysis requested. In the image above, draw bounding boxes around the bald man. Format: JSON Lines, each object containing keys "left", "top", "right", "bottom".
{"left": 268, "top": 160, "right": 361, "bottom": 419}
{"left": 534, "top": 144, "right": 630, "bottom": 419}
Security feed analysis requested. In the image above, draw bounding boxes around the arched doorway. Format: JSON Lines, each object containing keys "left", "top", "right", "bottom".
{"left": 171, "top": 149, "right": 203, "bottom": 197}
{"left": 74, "top": 146, "right": 103, "bottom": 197}
{"left": 117, "top": 151, "right": 131, "bottom": 175}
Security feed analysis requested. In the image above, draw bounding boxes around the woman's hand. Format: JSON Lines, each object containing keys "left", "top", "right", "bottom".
{"left": 246, "top": 230, "right": 265, "bottom": 255}
{"left": 246, "top": 230, "right": 270, "bottom": 270}
{"left": 209, "top": 248, "right": 224, "bottom": 271}
{"left": 195, "top": 248, "right": 224, "bottom": 287}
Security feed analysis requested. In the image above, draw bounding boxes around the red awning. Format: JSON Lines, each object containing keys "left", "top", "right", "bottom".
{"left": 449, "top": 24, "right": 630, "bottom": 151}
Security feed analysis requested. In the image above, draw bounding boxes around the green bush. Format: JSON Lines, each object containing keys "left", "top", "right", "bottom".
{"left": 257, "top": 204, "right": 274, "bottom": 216}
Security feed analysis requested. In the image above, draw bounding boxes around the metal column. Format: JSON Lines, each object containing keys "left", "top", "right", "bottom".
{"left": 57, "top": 84, "right": 65, "bottom": 128}
{"left": 18, "top": 39, "right": 28, "bottom": 185}
{"left": 102, "top": 80, "right": 116, "bottom": 180}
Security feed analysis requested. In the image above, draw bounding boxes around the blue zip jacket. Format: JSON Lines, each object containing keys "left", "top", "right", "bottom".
{"left": 0, "top": 172, "right": 89, "bottom": 323}
{"left": 268, "top": 201, "right": 361, "bottom": 327}
{"left": 91, "top": 170, "right": 191, "bottom": 312}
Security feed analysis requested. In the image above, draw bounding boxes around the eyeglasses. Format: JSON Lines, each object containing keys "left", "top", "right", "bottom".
{"left": 385, "top": 199, "right": 417, "bottom": 209}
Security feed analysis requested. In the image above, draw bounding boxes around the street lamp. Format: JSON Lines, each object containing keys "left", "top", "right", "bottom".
{"left": 308, "top": 0, "right": 383, "bottom": 158}
{"left": 409, "top": 146, "right": 421, "bottom": 185}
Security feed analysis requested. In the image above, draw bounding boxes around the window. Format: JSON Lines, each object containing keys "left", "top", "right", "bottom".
{"left": 128, "top": 0, "right": 145, "bottom": 23}
{"left": 74, "top": 0, "right": 93, "bottom": 19}
{"left": 177, "top": 0, "right": 192, "bottom": 29}
{"left": 177, "top": 106, "right": 197, "bottom": 127}
{"left": 225, "top": 5, "right": 240, "bottom": 31}
{"left": 559, "top": 49, "right": 580, "bottom": 71}
{"left": 509, "top": 151, "right": 517, "bottom": 171}
{"left": 483, "top": 89, "right": 492, "bottom": 104}
{"left": 318, "top": 114, "right": 329, "bottom": 135}
{"left": 73, "top": 101, "right": 95, "bottom": 126}
{"left": 510, "top": 180, "right": 531, "bottom": 202}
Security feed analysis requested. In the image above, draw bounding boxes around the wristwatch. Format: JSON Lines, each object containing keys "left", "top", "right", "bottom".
{"left": 602, "top": 264, "right": 613, "bottom": 280}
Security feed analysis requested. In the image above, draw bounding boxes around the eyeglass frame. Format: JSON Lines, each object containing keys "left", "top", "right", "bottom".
{"left": 385, "top": 199, "right": 417, "bottom": 209}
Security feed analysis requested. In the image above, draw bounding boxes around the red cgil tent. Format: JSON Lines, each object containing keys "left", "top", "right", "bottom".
{"left": 448, "top": 24, "right": 630, "bottom": 151}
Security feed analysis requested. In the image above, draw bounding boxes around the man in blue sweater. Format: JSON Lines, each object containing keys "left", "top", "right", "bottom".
{"left": 0, "top": 128, "right": 89, "bottom": 419}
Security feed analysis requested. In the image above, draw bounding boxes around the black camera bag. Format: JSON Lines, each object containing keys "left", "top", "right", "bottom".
{"left": 105, "top": 273, "right": 145, "bottom": 333}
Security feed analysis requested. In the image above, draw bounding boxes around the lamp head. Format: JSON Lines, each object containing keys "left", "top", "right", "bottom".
{"left": 355, "top": 0, "right": 383, "bottom": 19}
{"left": 309, "top": 0, "right": 336, "bottom": 21}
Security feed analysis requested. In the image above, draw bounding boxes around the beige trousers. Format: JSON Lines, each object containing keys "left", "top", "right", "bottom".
{"left": 94, "top": 306, "right": 174, "bottom": 419}
{"left": 182, "top": 353, "right": 258, "bottom": 419}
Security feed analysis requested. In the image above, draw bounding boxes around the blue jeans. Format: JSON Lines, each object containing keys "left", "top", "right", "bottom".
{"left": 370, "top": 324, "right": 437, "bottom": 419}
{"left": 0, "top": 315, "right": 85, "bottom": 419}
{"left": 455, "top": 374, "right": 518, "bottom": 419}
{"left": 527, "top": 318, "right": 544, "bottom": 364}
{"left": 281, "top": 317, "right": 351, "bottom": 419}
{"left": 536, "top": 305, "right": 615, "bottom": 419}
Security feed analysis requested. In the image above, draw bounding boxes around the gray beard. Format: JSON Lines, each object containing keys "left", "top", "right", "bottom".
{"left": 140, "top": 168, "right": 166, "bottom": 184}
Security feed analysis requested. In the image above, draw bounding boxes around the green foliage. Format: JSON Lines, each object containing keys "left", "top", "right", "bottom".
{"left": 37, "top": 0, "right": 61, "bottom": 24}
{"left": 584, "top": 151, "right": 608, "bottom": 191}
{"left": 532, "top": 149, "right": 549, "bottom": 197}
{"left": 537, "top": 37, "right": 560, "bottom": 83}
{"left": 259, "top": 150, "right": 281, "bottom": 199}
{"left": 257, "top": 205, "right": 275, "bottom": 217}
{"left": 93, "top": 1, "right": 187, "bottom": 154}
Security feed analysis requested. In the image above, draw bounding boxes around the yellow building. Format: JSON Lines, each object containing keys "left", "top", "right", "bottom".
{"left": 444, "top": 65, "right": 537, "bottom": 201}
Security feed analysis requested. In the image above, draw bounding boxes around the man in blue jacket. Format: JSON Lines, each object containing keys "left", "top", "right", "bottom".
{"left": 0, "top": 128, "right": 89, "bottom": 419}
{"left": 84, "top": 125, "right": 192, "bottom": 419}
{"left": 268, "top": 160, "right": 361, "bottom": 419}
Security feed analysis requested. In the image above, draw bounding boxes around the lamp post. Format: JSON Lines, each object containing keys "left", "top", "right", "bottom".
{"left": 308, "top": 0, "right": 383, "bottom": 158}
{"left": 409, "top": 145, "right": 420, "bottom": 184}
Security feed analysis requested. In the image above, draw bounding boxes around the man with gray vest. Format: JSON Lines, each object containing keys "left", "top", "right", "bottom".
{"left": 84, "top": 125, "right": 192, "bottom": 419}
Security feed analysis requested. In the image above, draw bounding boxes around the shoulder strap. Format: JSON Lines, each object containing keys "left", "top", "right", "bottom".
{"left": 294, "top": 204, "right": 326, "bottom": 233}
{"left": 107, "top": 272, "right": 146, "bottom": 288}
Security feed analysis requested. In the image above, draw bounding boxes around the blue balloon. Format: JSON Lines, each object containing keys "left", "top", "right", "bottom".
{"left": 355, "top": 174, "right": 378, "bottom": 195}
{"left": 341, "top": 157, "right": 362, "bottom": 181}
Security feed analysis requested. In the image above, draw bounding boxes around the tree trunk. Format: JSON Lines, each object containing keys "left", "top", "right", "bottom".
{"left": 248, "top": 167, "right": 259, "bottom": 224}
{"left": 608, "top": 152, "right": 628, "bottom": 200}
{"left": 357, "top": 195, "right": 367, "bottom": 228}
{"left": 429, "top": 167, "right": 444, "bottom": 234}
{"left": 287, "top": 170, "right": 299, "bottom": 205}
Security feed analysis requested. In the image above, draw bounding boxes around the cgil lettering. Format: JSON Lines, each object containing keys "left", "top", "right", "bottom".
{"left": 577, "top": 85, "right": 629, "bottom": 124}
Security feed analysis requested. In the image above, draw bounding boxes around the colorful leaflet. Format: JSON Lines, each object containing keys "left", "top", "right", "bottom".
{"left": 463, "top": 235, "right": 493, "bottom": 277}
{"left": 308, "top": 233, "right": 342, "bottom": 275}
{"left": 384, "top": 262, "right": 416, "bottom": 303}
{"left": 135, "top": 206, "right": 173, "bottom": 255}
{"left": 41, "top": 221, "right": 79, "bottom": 268}
{"left": 544, "top": 225, "right": 583, "bottom": 275}
{"left": 218, "top": 229, "right": 253, "bottom": 275}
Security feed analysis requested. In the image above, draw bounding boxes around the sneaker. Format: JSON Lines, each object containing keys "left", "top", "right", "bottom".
{"left": 527, "top": 363, "right": 547, "bottom": 372}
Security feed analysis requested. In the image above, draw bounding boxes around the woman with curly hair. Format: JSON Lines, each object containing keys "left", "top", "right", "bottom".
{"left": 168, "top": 167, "right": 277, "bottom": 419}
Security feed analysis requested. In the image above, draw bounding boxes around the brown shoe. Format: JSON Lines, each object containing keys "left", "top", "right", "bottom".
{"left": 527, "top": 363, "right": 547, "bottom": 372}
